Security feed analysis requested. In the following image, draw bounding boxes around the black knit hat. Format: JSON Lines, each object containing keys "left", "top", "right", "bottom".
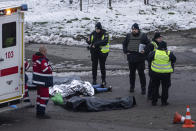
{"left": 154, "top": 32, "right": 162, "bottom": 40}
{"left": 132, "top": 23, "right": 139, "bottom": 30}
{"left": 95, "top": 22, "right": 102, "bottom": 30}
{"left": 158, "top": 41, "right": 167, "bottom": 50}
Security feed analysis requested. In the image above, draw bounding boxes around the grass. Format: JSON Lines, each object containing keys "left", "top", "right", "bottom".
{"left": 58, "top": 27, "right": 64, "bottom": 29}
{"left": 152, "top": 8, "right": 157, "bottom": 11}
{"left": 115, "top": 13, "right": 121, "bottom": 16}
{"left": 168, "top": 12, "right": 175, "bottom": 15}
{"left": 139, "top": 10, "right": 146, "bottom": 15}
{"left": 33, "top": 22, "right": 48, "bottom": 25}
{"left": 82, "top": 17, "right": 91, "bottom": 20}
{"left": 94, "top": 17, "right": 100, "bottom": 20}
{"left": 66, "top": 18, "right": 79, "bottom": 23}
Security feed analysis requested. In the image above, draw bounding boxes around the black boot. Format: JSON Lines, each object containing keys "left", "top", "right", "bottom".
{"left": 130, "top": 86, "right": 134, "bottom": 93}
{"left": 101, "top": 81, "right": 106, "bottom": 88}
{"left": 161, "top": 101, "right": 169, "bottom": 106}
{"left": 152, "top": 102, "right": 157, "bottom": 106}
{"left": 158, "top": 94, "right": 161, "bottom": 99}
{"left": 92, "top": 80, "right": 97, "bottom": 85}
{"left": 107, "top": 86, "right": 112, "bottom": 92}
{"left": 147, "top": 96, "right": 152, "bottom": 100}
{"left": 141, "top": 87, "right": 146, "bottom": 95}
{"left": 23, "top": 99, "right": 31, "bottom": 102}
{"left": 162, "top": 102, "right": 169, "bottom": 106}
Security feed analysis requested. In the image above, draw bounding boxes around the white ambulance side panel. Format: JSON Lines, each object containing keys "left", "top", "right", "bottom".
{"left": 0, "top": 12, "right": 24, "bottom": 104}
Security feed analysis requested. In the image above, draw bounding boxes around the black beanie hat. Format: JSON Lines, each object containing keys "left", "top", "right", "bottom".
{"left": 95, "top": 22, "right": 102, "bottom": 30}
{"left": 132, "top": 23, "right": 139, "bottom": 30}
{"left": 154, "top": 32, "right": 162, "bottom": 40}
{"left": 158, "top": 41, "right": 167, "bottom": 50}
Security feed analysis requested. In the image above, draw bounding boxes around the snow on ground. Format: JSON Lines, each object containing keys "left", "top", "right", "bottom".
{"left": 3, "top": 0, "right": 196, "bottom": 45}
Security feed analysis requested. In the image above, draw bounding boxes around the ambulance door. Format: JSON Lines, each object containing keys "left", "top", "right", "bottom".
{"left": 0, "top": 14, "right": 21, "bottom": 103}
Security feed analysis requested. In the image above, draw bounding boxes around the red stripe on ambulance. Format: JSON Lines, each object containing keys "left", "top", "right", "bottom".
{"left": 0, "top": 66, "right": 18, "bottom": 77}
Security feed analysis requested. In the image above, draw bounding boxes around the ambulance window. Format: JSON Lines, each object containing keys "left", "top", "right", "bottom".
{"left": 2, "top": 22, "right": 16, "bottom": 48}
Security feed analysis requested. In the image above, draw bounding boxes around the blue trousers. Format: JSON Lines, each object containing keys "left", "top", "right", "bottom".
{"left": 93, "top": 84, "right": 108, "bottom": 92}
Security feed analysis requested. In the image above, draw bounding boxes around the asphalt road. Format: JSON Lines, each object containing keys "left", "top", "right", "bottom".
{"left": 1, "top": 30, "right": 196, "bottom": 131}
{"left": 1, "top": 69, "right": 196, "bottom": 131}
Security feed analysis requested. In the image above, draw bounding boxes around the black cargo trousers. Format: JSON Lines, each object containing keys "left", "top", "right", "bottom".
{"left": 151, "top": 72, "right": 171, "bottom": 104}
{"left": 147, "top": 68, "right": 160, "bottom": 100}
{"left": 128, "top": 61, "right": 146, "bottom": 90}
{"left": 91, "top": 49, "right": 108, "bottom": 82}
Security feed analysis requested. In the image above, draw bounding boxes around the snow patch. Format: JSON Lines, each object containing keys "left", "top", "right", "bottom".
{"left": 25, "top": 34, "right": 87, "bottom": 46}
{"left": 18, "top": 0, "right": 196, "bottom": 45}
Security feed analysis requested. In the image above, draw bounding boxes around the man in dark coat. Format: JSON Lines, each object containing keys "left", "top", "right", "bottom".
{"left": 122, "top": 23, "right": 150, "bottom": 94}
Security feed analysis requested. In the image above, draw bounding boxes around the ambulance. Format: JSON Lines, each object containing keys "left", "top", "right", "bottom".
{"left": 0, "top": 2, "right": 28, "bottom": 112}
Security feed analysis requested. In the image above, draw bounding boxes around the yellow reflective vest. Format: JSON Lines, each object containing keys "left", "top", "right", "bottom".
{"left": 91, "top": 34, "right": 110, "bottom": 53}
{"left": 151, "top": 50, "right": 173, "bottom": 73}
{"left": 151, "top": 41, "right": 158, "bottom": 51}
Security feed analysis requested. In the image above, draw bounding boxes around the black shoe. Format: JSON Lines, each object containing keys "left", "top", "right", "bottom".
{"left": 130, "top": 88, "right": 134, "bottom": 93}
{"left": 28, "top": 104, "right": 35, "bottom": 108}
{"left": 101, "top": 81, "right": 106, "bottom": 88}
{"left": 92, "top": 80, "right": 97, "bottom": 85}
{"left": 108, "top": 86, "right": 112, "bottom": 92}
{"left": 36, "top": 114, "right": 51, "bottom": 119}
{"left": 141, "top": 89, "right": 146, "bottom": 95}
{"left": 152, "top": 102, "right": 157, "bottom": 106}
{"left": 162, "top": 102, "right": 169, "bottom": 106}
{"left": 147, "top": 96, "right": 152, "bottom": 100}
{"left": 23, "top": 99, "right": 31, "bottom": 102}
{"left": 94, "top": 89, "right": 98, "bottom": 94}
{"left": 158, "top": 94, "right": 161, "bottom": 99}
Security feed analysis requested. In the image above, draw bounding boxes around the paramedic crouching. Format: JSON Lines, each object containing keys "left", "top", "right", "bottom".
{"left": 32, "top": 45, "right": 53, "bottom": 119}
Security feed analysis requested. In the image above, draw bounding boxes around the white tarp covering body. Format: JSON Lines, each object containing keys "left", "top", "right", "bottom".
{"left": 49, "top": 80, "right": 95, "bottom": 98}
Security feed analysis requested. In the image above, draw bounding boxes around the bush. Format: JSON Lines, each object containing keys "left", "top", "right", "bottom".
{"left": 176, "top": 0, "right": 189, "bottom": 2}
{"left": 168, "top": 12, "right": 175, "bottom": 15}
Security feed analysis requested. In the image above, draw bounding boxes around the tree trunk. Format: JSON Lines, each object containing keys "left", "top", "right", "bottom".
{"left": 80, "top": 0, "right": 82, "bottom": 11}
{"left": 144, "top": 0, "right": 149, "bottom": 5}
{"left": 109, "top": 0, "right": 112, "bottom": 9}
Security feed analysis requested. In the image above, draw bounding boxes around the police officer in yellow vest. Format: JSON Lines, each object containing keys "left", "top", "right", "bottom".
{"left": 146, "top": 32, "right": 167, "bottom": 100}
{"left": 148, "top": 41, "right": 176, "bottom": 106}
{"left": 86, "top": 22, "right": 110, "bottom": 86}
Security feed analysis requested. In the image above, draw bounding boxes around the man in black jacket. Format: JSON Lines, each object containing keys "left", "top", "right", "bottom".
{"left": 86, "top": 22, "right": 110, "bottom": 86}
{"left": 122, "top": 23, "right": 150, "bottom": 94}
